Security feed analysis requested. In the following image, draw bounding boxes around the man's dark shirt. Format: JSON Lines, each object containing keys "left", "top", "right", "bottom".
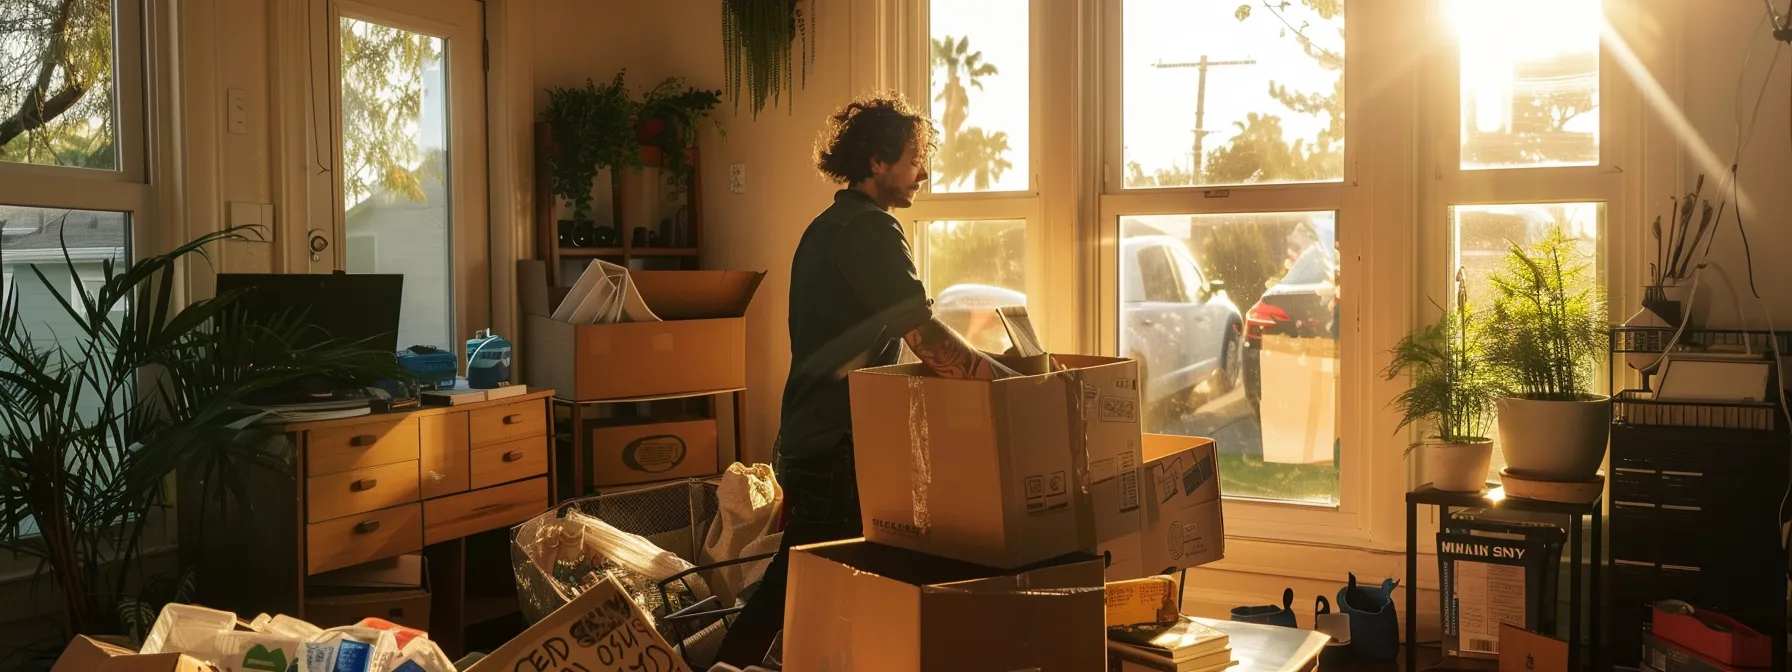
{"left": 779, "top": 189, "right": 932, "bottom": 466}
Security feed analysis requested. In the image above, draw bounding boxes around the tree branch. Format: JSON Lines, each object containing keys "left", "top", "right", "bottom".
{"left": 0, "top": 0, "right": 87, "bottom": 149}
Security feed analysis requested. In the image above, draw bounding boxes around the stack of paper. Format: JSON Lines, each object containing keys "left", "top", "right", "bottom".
{"left": 552, "top": 259, "right": 661, "bottom": 325}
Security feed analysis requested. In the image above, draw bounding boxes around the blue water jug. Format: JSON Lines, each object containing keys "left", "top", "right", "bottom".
{"left": 466, "top": 329, "right": 512, "bottom": 389}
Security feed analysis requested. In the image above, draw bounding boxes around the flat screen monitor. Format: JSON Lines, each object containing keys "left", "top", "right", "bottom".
{"left": 215, "top": 272, "right": 403, "bottom": 401}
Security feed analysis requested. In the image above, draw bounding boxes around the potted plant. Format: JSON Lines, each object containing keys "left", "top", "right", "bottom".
{"left": 1481, "top": 228, "right": 1610, "bottom": 481}
{"left": 543, "top": 72, "right": 640, "bottom": 236}
{"left": 1384, "top": 269, "right": 1505, "bottom": 492}
{"left": 637, "top": 77, "right": 724, "bottom": 197}
{"left": 721, "top": 0, "right": 812, "bottom": 117}
{"left": 0, "top": 224, "right": 399, "bottom": 638}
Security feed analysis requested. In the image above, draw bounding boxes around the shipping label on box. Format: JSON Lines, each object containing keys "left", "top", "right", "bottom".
{"left": 466, "top": 576, "right": 690, "bottom": 672}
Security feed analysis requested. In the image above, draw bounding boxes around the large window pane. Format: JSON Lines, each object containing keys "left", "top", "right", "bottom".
{"left": 1453, "top": 202, "right": 1600, "bottom": 482}
{"left": 1120, "top": 212, "right": 1339, "bottom": 505}
{"left": 340, "top": 18, "right": 452, "bottom": 350}
{"left": 925, "top": 219, "right": 1027, "bottom": 353}
{"left": 0, "top": 0, "right": 120, "bottom": 170}
{"left": 1452, "top": 0, "right": 1600, "bottom": 169}
{"left": 1122, "top": 0, "right": 1345, "bottom": 188}
{"left": 928, "top": 0, "right": 1029, "bottom": 194}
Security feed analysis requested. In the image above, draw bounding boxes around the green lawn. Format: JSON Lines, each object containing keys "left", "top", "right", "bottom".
{"left": 1216, "top": 452, "right": 1339, "bottom": 505}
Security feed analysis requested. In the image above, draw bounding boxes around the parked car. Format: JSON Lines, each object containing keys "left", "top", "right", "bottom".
{"left": 934, "top": 235, "right": 1244, "bottom": 425}
{"left": 1243, "top": 241, "right": 1338, "bottom": 412}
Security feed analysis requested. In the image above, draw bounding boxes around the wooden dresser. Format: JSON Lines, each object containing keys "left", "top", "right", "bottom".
{"left": 179, "top": 390, "right": 555, "bottom": 655}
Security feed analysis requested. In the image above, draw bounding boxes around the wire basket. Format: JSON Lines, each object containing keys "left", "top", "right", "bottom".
{"left": 510, "top": 480, "right": 722, "bottom": 624}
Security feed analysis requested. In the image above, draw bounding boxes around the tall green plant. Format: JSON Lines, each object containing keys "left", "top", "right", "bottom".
{"left": 544, "top": 73, "right": 639, "bottom": 223}
{"left": 1481, "top": 228, "right": 1606, "bottom": 400}
{"left": 0, "top": 224, "right": 400, "bottom": 636}
{"left": 1384, "top": 269, "right": 1505, "bottom": 450}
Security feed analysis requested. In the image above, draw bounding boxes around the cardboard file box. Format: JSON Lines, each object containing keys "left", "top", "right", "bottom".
{"left": 1104, "top": 434, "right": 1227, "bottom": 578}
{"left": 783, "top": 539, "right": 1106, "bottom": 672}
{"left": 518, "top": 260, "right": 763, "bottom": 401}
{"left": 585, "top": 418, "right": 719, "bottom": 487}
{"left": 304, "top": 553, "right": 431, "bottom": 631}
{"left": 849, "top": 354, "right": 1141, "bottom": 569}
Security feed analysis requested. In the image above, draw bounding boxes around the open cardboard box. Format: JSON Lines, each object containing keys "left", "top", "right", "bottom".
{"left": 848, "top": 354, "right": 1142, "bottom": 569}
{"left": 52, "top": 636, "right": 216, "bottom": 672}
{"left": 783, "top": 539, "right": 1106, "bottom": 672}
{"left": 1105, "top": 433, "right": 1226, "bottom": 577}
{"left": 518, "top": 260, "right": 763, "bottom": 401}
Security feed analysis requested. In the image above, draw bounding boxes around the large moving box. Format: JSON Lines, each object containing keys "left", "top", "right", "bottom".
{"left": 518, "top": 260, "right": 763, "bottom": 401}
{"left": 849, "top": 355, "right": 1142, "bottom": 569}
{"left": 783, "top": 539, "right": 1106, "bottom": 672}
{"left": 466, "top": 575, "right": 691, "bottom": 672}
{"left": 583, "top": 418, "right": 719, "bottom": 487}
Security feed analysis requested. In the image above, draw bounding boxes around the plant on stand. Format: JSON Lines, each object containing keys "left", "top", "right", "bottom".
{"left": 0, "top": 225, "right": 399, "bottom": 640}
{"left": 1384, "top": 269, "right": 1506, "bottom": 492}
{"left": 636, "top": 76, "right": 724, "bottom": 198}
{"left": 543, "top": 72, "right": 640, "bottom": 246}
{"left": 1482, "top": 227, "right": 1610, "bottom": 482}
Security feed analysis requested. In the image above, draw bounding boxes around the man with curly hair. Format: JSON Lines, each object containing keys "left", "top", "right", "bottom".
{"left": 715, "top": 93, "right": 1017, "bottom": 666}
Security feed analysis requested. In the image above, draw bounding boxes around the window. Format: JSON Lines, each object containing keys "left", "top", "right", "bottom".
{"left": 928, "top": 0, "right": 1030, "bottom": 194}
{"left": 1118, "top": 212, "right": 1340, "bottom": 505}
{"left": 0, "top": 206, "right": 130, "bottom": 338}
{"left": 1121, "top": 0, "right": 1345, "bottom": 188}
{"left": 925, "top": 219, "right": 1027, "bottom": 353}
{"left": 1451, "top": 0, "right": 1600, "bottom": 170}
{"left": 0, "top": 0, "right": 138, "bottom": 173}
{"left": 331, "top": 0, "right": 487, "bottom": 352}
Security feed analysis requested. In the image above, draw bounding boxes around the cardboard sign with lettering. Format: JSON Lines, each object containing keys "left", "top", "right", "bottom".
{"left": 466, "top": 575, "right": 690, "bottom": 672}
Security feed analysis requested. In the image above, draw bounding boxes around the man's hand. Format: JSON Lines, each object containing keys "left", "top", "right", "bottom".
{"left": 904, "top": 318, "right": 1020, "bottom": 380}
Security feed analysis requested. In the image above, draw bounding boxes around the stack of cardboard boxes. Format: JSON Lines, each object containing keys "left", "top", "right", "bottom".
{"left": 782, "top": 354, "right": 1229, "bottom": 670}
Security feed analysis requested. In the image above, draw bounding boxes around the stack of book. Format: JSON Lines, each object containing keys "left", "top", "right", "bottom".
{"left": 1109, "top": 616, "right": 1238, "bottom": 672}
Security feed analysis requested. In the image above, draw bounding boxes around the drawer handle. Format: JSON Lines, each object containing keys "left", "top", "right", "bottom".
{"left": 353, "top": 520, "right": 381, "bottom": 534}
{"left": 349, "top": 434, "right": 377, "bottom": 447}
{"left": 502, "top": 414, "right": 524, "bottom": 425}
{"left": 351, "top": 478, "right": 379, "bottom": 492}
{"left": 502, "top": 450, "right": 525, "bottom": 463}
{"left": 471, "top": 503, "right": 508, "bottom": 513}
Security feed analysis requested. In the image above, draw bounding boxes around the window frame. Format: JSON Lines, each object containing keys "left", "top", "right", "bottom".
{"left": 326, "top": 0, "right": 490, "bottom": 349}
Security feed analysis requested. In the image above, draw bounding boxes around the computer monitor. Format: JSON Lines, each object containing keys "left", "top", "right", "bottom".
{"left": 215, "top": 272, "right": 404, "bottom": 401}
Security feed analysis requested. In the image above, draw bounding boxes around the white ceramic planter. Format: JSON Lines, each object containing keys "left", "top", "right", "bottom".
{"left": 1425, "top": 438, "right": 1494, "bottom": 492}
{"left": 1496, "top": 395, "right": 1612, "bottom": 481}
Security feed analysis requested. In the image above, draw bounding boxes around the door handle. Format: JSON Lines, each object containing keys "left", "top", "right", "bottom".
{"left": 502, "top": 414, "right": 523, "bottom": 425}
{"left": 502, "top": 450, "right": 525, "bottom": 463}
{"left": 353, "top": 520, "right": 381, "bottom": 534}
{"left": 351, "top": 478, "right": 378, "bottom": 492}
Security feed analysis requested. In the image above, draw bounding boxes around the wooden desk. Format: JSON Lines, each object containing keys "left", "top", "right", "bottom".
{"left": 178, "top": 390, "right": 555, "bottom": 655}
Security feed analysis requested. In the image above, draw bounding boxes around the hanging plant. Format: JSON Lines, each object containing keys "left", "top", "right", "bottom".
{"left": 542, "top": 72, "right": 640, "bottom": 223}
{"left": 722, "top": 0, "right": 813, "bottom": 117}
{"left": 638, "top": 77, "right": 724, "bottom": 197}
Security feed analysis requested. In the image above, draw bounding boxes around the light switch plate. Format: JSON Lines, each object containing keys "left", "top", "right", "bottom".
{"left": 729, "top": 162, "right": 746, "bottom": 194}
{"left": 227, "top": 88, "right": 247, "bottom": 135}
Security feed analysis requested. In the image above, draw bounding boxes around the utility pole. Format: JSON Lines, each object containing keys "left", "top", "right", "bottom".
{"left": 1153, "top": 56, "right": 1256, "bottom": 181}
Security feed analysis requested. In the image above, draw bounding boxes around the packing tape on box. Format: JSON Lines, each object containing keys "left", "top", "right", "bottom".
{"left": 906, "top": 375, "right": 933, "bottom": 533}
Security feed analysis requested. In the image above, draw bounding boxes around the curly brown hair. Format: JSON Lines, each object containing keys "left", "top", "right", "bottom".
{"left": 814, "top": 92, "right": 937, "bottom": 185}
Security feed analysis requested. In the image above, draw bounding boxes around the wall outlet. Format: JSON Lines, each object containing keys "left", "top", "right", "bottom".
{"left": 730, "top": 162, "right": 747, "bottom": 194}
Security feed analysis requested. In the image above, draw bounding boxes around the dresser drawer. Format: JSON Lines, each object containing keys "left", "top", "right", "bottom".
{"left": 423, "top": 477, "right": 547, "bottom": 545}
{"left": 418, "top": 413, "right": 470, "bottom": 499}
{"left": 469, "top": 436, "right": 549, "bottom": 490}
{"left": 306, "top": 461, "right": 421, "bottom": 523}
{"left": 306, "top": 418, "right": 419, "bottom": 476}
{"left": 306, "top": 503, "right": 423, "bottom": 575}
{"left": 468, "top": 399, "right": 546, "bottom": 448}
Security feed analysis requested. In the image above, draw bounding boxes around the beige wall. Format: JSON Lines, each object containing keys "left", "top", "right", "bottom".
{"left": 532, "top": 0, "right": 856, "bottom": 465}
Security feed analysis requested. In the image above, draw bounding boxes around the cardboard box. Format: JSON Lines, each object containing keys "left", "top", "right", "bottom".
{"left": 52, "top": 636, "right": 216, "bottom": 672}
{"left": 518, "top": 260, "right": 763, "bottom": 401}
{"left": 585, "top": 418, "right": 719, "bottom": 487}
{"left": 1136, "top": 434, "right": 1226, "bottom": 575}
{"left": 304, "top": 554, "right": 431, "bottom": 631}
{"left": 784, "top": 539, "right": 1106, "bottom": 672}
{"left": 466, "top": 575, "right": 691, "bottom": 672}
{"left": 849, "top": 354, "right": 1139, "bottom": 569}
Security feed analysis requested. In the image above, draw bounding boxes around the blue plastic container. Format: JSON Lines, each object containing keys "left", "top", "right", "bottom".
{"left": 466, "top": 329, "right": 512, "bottom": 390}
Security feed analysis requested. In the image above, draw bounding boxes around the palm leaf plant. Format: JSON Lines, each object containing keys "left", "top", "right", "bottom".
{"left": 0, "top": 223, "right": 400, "bottom": 637}
{"left": 1384, "top": 269, "right": 1505, "bottom": 491}
{"left": 1480, "top": 226, "right": 1611, "bottom": 482}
